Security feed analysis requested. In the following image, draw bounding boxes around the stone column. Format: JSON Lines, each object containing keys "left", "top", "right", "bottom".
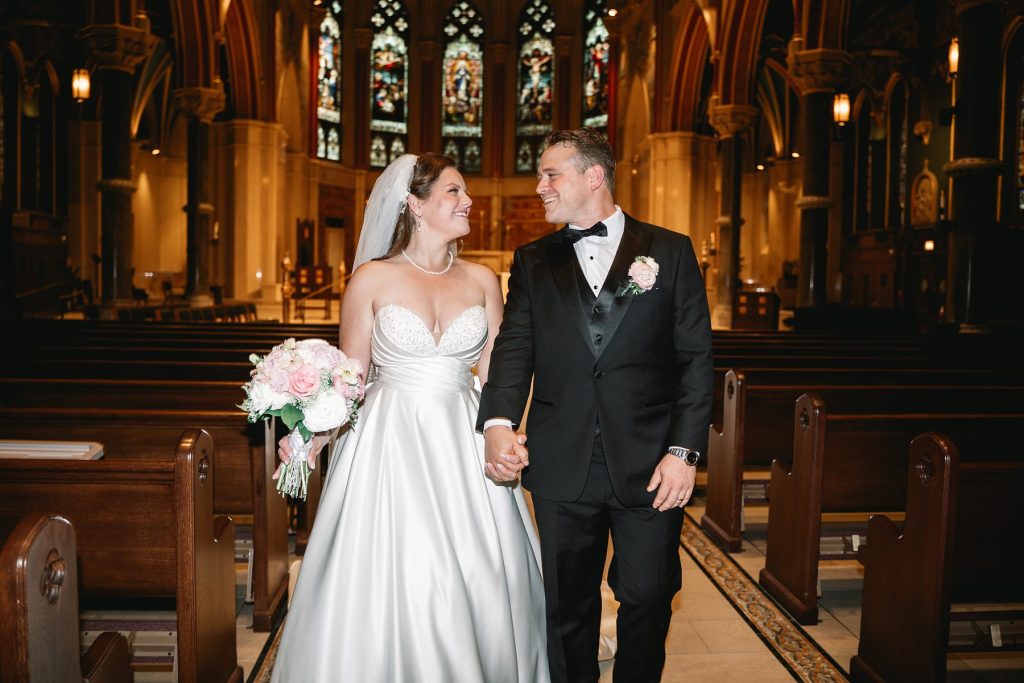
{"left": 79, "top": 22, "right": 150, "bottom": 308}
{"left": 173, "top": 86, "right": 225, "bottom": 305}
{"left": 788, "top": 48, "right": 851, "bottom": 308}
{"left": 709, "top": 103, "right": 758, "bottom": 328}
{"left": 418, "top": 40, "right": 440, "bottom": 153}
{"left": 554, "top": 34, "right": 573, "bottom": 130}
{"left": 353, "top": 28, "right": 373, "bottom": 167}
{"left": 945, "top": 0, "right": 1003, "bottom": 330}
{"left": 487, "top": 42, "right": 509, "bottom": 176}
{"left": 604, "top": 15, "right": 622, "bottom": 146}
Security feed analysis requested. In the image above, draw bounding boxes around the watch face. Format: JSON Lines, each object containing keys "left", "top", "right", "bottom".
{"left": 684, "top": 452, "right": 700, "bottom": 466}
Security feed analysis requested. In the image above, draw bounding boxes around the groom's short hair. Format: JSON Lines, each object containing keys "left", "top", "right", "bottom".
{"left": 544, "top": 127, "right": 616, "bottom": 196}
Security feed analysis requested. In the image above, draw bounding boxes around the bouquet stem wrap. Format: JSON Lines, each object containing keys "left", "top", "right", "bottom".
{"left": 277, "top": 428, "right": 316, "bottom": 499}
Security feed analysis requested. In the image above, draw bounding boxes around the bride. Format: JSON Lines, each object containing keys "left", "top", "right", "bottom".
{"left": 270, "top": 153, "right": 549, "bottom": 682}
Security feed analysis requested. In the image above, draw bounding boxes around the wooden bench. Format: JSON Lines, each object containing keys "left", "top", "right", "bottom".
{"left": 0, "top": 429, "right": 242, "bottom": 682}
{"left": 757, "top": 392, "right": 1024, "bottom": 624}
{"left": 703, "top": 369, "right": 1024, "bottom": 550}
{"left": 850, "top": 432, "right": 1024, "bottom": 682}
{"left": 0, "top": 513, "right": 132, "bottom": 683}
{"left": 0, "top": 406, "right": 288, "bottom": 632}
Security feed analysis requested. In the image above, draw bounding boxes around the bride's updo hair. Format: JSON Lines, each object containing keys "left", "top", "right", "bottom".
{"left": 380, "top": 153, "right": 457, "bottom": 260}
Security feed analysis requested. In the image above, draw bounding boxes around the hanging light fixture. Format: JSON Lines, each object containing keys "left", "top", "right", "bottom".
{"left": 948, "top": 37, "right": 959, "bottom": 78}
{"left": 72, "top": 68, "right": 91, "bottom": 102}
{"left": 832, "top": 93, "right": 850, "bottom": 126}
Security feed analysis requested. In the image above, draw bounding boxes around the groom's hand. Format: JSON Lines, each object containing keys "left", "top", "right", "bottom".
{"left": 483, "top": 425, "right": 528, "bottom": 483}
{"left": 647, "top": 454, "right": 696, "bottom": 511}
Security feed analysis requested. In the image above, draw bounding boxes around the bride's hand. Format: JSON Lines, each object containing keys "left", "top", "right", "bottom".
{"left": 277, "top": 434, "right": 331, "bottom": 466}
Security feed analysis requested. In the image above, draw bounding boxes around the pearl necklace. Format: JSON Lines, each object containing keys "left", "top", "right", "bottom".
{"left": 402, "top": 249, "right": 454, "bottom": 276}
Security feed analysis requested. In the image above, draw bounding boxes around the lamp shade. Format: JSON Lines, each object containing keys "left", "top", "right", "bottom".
{"left": 832, "top": 93, "right": 850, "bottom": 126}
{"left": 948, "top": 37, "right": 959, "bottom": 76}
{"left": 72, "top": 68, "right": 91, "bottom": 102}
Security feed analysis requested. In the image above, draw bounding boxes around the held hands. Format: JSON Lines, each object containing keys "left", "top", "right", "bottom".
{"left": 483, "top": 426, "right": 529, "bottom": 484}
{"left": 647, "top": 454, "right": 697, "bottom": 511}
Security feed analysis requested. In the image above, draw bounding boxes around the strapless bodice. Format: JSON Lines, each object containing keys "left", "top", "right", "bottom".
{"left": 371, "top": 304, "right": 487, "bottom": 393}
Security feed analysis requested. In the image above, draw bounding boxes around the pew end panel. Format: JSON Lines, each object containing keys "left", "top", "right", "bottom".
{"left": 251, "top": 417, "right": 289, "bottom": 632}
{"left": 0, "top": 513, "right": 132, "bottom": 683}
{"left": 758, "top": 392, "right": 827, "bottom": 625}
{"left": 703, "top": 370, "right": 746, "bottom": 552}
{"left": 850, "top": 432, "right": 958, "bottom": 683}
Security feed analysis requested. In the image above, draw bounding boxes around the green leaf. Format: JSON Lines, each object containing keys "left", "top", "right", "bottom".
{"left": 280, "top": 403, "right": 303, "bottom": 430}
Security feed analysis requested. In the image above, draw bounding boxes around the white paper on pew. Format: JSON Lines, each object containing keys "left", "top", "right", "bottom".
{"left": 0, "top": 440, "right": 104, "bottom": 460}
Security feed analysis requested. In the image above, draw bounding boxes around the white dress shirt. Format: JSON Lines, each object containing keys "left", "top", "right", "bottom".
{"left": 569, "top": 206, "right": 625, "bottom": 295}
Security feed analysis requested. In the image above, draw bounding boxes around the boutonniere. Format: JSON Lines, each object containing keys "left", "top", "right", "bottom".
{"left": 617, "top": 256, "right": 660, "bottom": 296}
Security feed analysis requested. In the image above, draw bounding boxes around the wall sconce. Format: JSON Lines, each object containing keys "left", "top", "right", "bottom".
{"left": 72, "top": 68, "right": 91, "bottom": 102}
{"left": 924, "top": 240, "right": 935, "bottom": 252}
{"left": 948, "top": 38, "right": 959, "bottom": 78}
{"left": 832, "top": 93, "right": 850, "bottom": 126}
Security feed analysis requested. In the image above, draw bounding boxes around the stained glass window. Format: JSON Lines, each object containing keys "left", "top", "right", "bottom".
{"left": 370, "top": 0, "right": 409, "bottom": 168}
{"left": 582, "top": 0, "right": 610, "bottom": 132}
{"left": 514, "top": 0, "right": 555, "bottom": 172}
{"left": 317, "top": 1, "right": 343, "bottom": 162}
{"left": 442, "top": 1, "right": 484, "bottom": 173}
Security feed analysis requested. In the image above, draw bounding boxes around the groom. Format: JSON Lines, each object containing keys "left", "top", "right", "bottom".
{"left": 479, "top": 127, "right": 714, "bottom": 683}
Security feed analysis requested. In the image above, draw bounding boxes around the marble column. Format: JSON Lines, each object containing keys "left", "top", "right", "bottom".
{"left": 788, "top": 48, "right": 851, "bottom": 308}
{"left": 79, "top": 22, "right": 150, "bottom": 308}
{"left": 604, "top": 14, "right": 622, "bottom": 145}
{"left": 173, "top": 86, "right": 225, "bottom": 305}
{"left": 945, "top": 0, "right": 1003, "bottom": 330}
{"left": 709, "top": 103, "right": 758, "bottom": 328}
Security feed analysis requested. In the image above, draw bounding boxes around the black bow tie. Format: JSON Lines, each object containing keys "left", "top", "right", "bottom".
{"left": 564, "top": 222, "right": 608, "bottom": 244}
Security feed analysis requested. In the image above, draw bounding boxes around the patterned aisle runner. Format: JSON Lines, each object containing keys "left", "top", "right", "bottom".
{"left": 679, "top": 511, "right": 849, "bottom": 682}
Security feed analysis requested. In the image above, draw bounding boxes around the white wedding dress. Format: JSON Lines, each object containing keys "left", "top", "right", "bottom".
{"left": 271, "top": 304, "right": 549, "bottom": 683}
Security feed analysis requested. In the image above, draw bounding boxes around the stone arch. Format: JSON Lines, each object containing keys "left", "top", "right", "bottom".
{"left": 170, "top": 0, "right": 219, "bottom": 87}
{"left": 715, "top": 0, "right": 771, "bottom": 105}
{"left": 669, "top": 1, "right": 712, "bottom": 132}
{"left": 223, "top": 0, "right": 264, "bottom": 120}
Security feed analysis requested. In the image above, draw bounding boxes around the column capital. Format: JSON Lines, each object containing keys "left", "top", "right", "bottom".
{"left": 708, "top": 103, "right": 758, "bottom": 138}
{"left": 943, "top": 156, "right": 1003, "bottom": 176}
{"left": 418, "top": 40, "right": 441, "bottom": 61}
{"left": 487, "top": 42, "right": 510, "bottom": 64}
{"left": 353, "top": 27, "right": 373, "bottom": 50}
{"left": 787, "top": 49, "right": 852, "bottom": 94}
{"left": 173, "top": 86, "right": 226, "bottom": 123}
{"left": 79, "top": 23, "right": 151, "bottom": 74}
{"left": 555, "top": 34, "right": 574, "bottom": 58}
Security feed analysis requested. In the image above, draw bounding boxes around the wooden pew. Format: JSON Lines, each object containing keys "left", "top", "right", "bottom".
{"left": 0, "top": 513, "right": 131, "bottom": 683}
{"left": 0, "top": 406, "right": 288, "bottom": 633}
{"left": 850, "top": 433, "right": 1024, "bottom": 682}
{"left": 757, "top": 392, "right": 1024, "bottom": 625}
{"left": 0, "top": 429, "right": 243, "bottom": 682}
{"left": 703, "top": 369, "right": 1024, "bottom": 550}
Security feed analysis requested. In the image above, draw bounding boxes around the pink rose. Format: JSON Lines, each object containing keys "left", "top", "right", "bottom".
{"left": 288, "top": 364, "right": 320, "bottom": 398}
{"left": 628, "top": 260, "right": 658, "bottom": 291}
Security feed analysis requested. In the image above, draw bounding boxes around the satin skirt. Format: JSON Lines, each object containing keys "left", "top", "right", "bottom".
{"left": 271, "top": 360, "right": 549, "bottom": 682}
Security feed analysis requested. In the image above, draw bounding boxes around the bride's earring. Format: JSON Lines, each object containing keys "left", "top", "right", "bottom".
{"left": 415, "top": 213, "right": 422, "bottom": 232}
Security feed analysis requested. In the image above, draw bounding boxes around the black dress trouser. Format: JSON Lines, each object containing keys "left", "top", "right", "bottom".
{"left": 531, "top": 433, "right": 684, "bottom": 683}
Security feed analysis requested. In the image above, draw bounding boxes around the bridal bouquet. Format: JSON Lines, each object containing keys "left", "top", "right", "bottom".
{"left": 240, "top": 338, "right": 364, "bottom": 499}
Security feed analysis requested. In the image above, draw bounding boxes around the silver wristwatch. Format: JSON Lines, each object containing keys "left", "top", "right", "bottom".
{"left": 668, "top": 447, "right": 701, "bottom": 466}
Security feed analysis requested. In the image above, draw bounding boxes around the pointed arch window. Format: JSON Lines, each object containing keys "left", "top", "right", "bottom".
{"left": 316, "top": 1, "right": 343, "bottom": 162}
{"left": 441, "top": 1, "right": 484, "bottom": 173}
{"left": 370, "top": 0, "right": 409, "bottom": 168}
{"left": 514, "top": 0, "right": 555, "bottom": 173}
{"left": 582, "top": 0, "right": 610, "bottom": 132}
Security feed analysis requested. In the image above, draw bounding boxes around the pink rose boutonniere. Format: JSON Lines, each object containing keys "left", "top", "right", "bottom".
{"left": 619, "top": 256, "right": 660, "bottom": 296}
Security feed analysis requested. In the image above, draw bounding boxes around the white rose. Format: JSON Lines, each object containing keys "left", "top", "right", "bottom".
{"left": 246, "top": 381, "right": 294, "bottom": 416}
{"left": 302, "top": 388, "right": 348, "bottom": 432}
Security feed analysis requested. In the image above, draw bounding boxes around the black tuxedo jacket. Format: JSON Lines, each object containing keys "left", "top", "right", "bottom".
{"left": 478, "top": 214, "right": 714, "bottom": 507}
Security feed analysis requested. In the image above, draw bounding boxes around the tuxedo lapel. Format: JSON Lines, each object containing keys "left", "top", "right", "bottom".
{"left": 593, "top": 217, "right": 653, "bottom": 362}
{"left": 548, "top": 231, "right": 598, "bottom": 355}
